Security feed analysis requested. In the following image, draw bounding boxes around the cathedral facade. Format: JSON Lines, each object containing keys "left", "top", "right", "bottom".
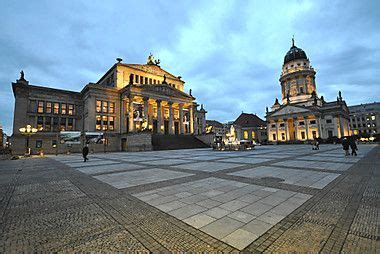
{"left": 266, "top": 39, "right": 350, "bottom": 142}
{"left": 11, "top": 55, "right": 207, "bottom": 154}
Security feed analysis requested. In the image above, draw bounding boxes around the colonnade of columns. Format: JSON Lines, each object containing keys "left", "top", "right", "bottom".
{"left": 125, "top": 95, "right": 194, "bottom": 135}
{"left": 269, "top": 116, "right": 322, "bottom": 141}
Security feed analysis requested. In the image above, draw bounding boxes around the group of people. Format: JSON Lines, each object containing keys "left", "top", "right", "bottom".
{"left": 342, "top": 137, "right": 358, "bottom": 156}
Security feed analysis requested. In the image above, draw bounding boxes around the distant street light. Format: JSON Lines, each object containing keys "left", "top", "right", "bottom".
{"left": 19, "top": 124, "right": 38, "bottom": 156}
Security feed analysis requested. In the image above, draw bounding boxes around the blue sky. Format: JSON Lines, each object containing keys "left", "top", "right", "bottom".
{"left": 1, "top": 0, "right": 379, "bottom": 135}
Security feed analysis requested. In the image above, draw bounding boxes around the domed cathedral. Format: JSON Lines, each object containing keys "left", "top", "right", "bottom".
{"left": 266, "top": 38, "right": 351, "bottom": 142}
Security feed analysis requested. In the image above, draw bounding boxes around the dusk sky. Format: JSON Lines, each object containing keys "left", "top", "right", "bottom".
{"left": 1, "top": 0, "right": 379, "bottom": 135}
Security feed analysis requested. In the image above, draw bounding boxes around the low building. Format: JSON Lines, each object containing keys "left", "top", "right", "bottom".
{"left": 233, "top": 113, "right": 267, "bottom": 143}
{"left": 349, "top": 102, "right": 379, "bottom": 137}
{"left": 206, "top": 120, "right": 225, "bottom": 135}
{"left": 11, "top": 55, "right": 207, "bottom": 154}
{"left": 266, "top": 39, "right": 350, "bottom": 142}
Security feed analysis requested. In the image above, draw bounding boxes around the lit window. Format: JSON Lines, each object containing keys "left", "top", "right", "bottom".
{"left": 67, "top": 118, "right": 73, "bottom": 130}
{"left": 61, "top": 104, "right": 67, "bottom": 114}
{"left": 68, "top": 104, "right": 74, "bottom": 115}
{"left": 109, "top": 102, "right": 115, "bottom": 114}
{"left": 251, "top": 131, "right": 255, "bottom": 139}
{"left": 96, "top": 115, "right": 101, "bottom": 130}
{"left": 109, "top": 116, "right": 114, "bottom": 131}
{"left": 243, "top": 131, "right": 248, "bottom": 140}
{"left": 45, "top": 117, "right": 51, "bottom": 131}
{"left": 96, "top": 100, "right": 101, "bottom": 113}
{"left": 53, "top": 103, "right": 59, "bottom": 114}
{"left": 371, "top": 115, "right": 376, "bottom": 120}
{"left": 60, "top": 118, "right": 66, "bottom": 131}
{"left": 52, "top": 140, "right": 57, "bottom": 148}
{"left": 102, "top": 101, "right": 108, "bottom": 113}
{"left": 46, "top": 102, "right": 52, "bottom": 113}
{"left": 102, "top": 116, "right": 108, "bottom": 130}
{"left": 38, "top": 101, "right": 44, "bottom": 113}
{"left": 37, "top": 116, "right": 44, "bottom": 130}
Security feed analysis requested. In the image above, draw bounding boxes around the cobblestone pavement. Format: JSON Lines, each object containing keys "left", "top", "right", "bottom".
{"left": 0, "top": 144, "right": 378, "bottom": 253}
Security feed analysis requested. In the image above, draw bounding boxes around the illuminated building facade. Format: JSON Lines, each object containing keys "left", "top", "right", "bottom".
{"left": 349, "top": 102, "right": 379, "bottom": 137}
{"left": 11, "top": 55, "right": 207, "bottom": 154}
{"left": 266, "top": 39, "right": 350, "bottom": 142}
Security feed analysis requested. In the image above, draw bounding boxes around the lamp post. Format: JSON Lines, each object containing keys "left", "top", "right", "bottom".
{"left": 19, "top": 124, "right": 38, "bottom": 156}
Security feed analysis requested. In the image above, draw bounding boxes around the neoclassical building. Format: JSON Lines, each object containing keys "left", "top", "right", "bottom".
{"left": 266, "top": 39, "right": 350, "bottom": 142}
{"left": 11, "top": 55, "right": 207, "bottom": 154}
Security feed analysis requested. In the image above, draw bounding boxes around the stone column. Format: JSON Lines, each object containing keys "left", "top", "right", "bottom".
{"left": 179, "top": 103, "right": 184, "bottom": 134}
{"left": 120, "top": 98, "right": 126, "bottom": 133}
{"left": 275, "top": 120, "right": 279, "bottom": 141}
{"left": 305, "top": 117, "right": 309, "bottom": 140}
{"left": 156, "top": 99, "right": 162, "bottom": 134}
{"left": 294, "top": 118, "right": 298, "bottom": 140}
{"left": 168, "top": 101, "right": 174, "bottom": 134}
{"left": 338, "top": 116, "right": 344, "bottom": 138}
{"left": 128, "top": 96, "right": 134, "bottom": 132}
{"left": 284, "top": 119, "right": 288, "bottom": 141}
{"left": 143, "top": 97, "right": 149, "bottom": 127}
{"left": 317, "top": 117, "right": 322, "bottom": 138}
{"left": 333, "top": 116, "right": 339, "bottom": 137}
{"left": 189, "top": 104, "right": 194, "bottom": 134}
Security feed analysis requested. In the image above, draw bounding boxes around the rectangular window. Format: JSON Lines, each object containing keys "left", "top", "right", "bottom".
{"left": 96, "top": 115, "right": 101, "bottom": 130}
{"left": 53, "top": 117, "right": 59, "bottom": 131}
{"left": 279, "top": 123, "right": 285, "bottom": 127}
{"left": 281, "top": 133, "right": 285, "bottom": 140}
{"left": 37, "top": 116, "right": 44, "bottom": 130}
{"left": 271, "top": 124, "right": 276, "bottom": 128}
{"left": 299, "top": 121, "right": 305, "bottom": 126}
{"left": 46, "top": 102, "right": 52, "bottom": 113}
{"left": 353, "top": 124, "right": 356, "bottom": 128}
{"left": 243, "top": 131, "right": 248, "bottom": 139}
{"left": 37, "top": 101, "right": 44, "bottom": 113}
{"left": 149, "top": 78, "right": 152, "bottom": 84}
{"left": 45, "top": 116, "right": 51, "bottom": 131}
{"left": 145, "top": 77, "right": 148, "bottom": 84}
{"left": 130, "top": 74, "right": 134, "bottom": 84}
{"left": 301, "top": 131, "right": 306, "bottom": 139}
{"left": 326, "top": 119, "right": 332, "bottom": 124}
{"left": 102, "top": 115, "right": 108, "bottom": 130}
{"left": 68, "top": 104, "right": 74, "bottom": 115}
{"left": 135, "top": 75, "right": 139, "bottom": 83}
{"left": 371, "top": 115, "right": 376, "bottom": 120}
{"left": 272, "top": 134, "right": 276, "bottom": 140}
{"left": 109, "top": 102, "right": 115, "bottom": 114}
{"left": 251, "top": 131, "right": 255, "bottom": 139}
{"left": 67, "top": 118, "right": 74, "bottom": 130}
{"left": 96, "top": 100, "right": 102, "bottom": 113}
{"left": 310, "top": 120, "right": 316, "bottom": 124}
{"left": 36, "top": 140, "right": 42, "bottom": 149}
{"left": 53, "top": 103, "right": 59, "bottom": 114}
{"left": 109, "top": 116, "right": 114, "bottom": 131}
{"left": 60, "top": 117, "right": 66, "bottom": 131}
{"left": 312, "top": 131, "right": 317, "bottom": 138}
{"left": 102, "top": 101, "right": 108, "bottom": 113}
{"left": 140, "top": 76, "right": 143, "bottom": 84}
{"left": 61, "top": 103, "right": 67, "bottom": 114}
{"left": 153, "top": 79, "right": 156, "bottom": 84}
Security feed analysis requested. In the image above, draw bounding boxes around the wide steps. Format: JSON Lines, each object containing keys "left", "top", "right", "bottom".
{"left": 152, "top": 134, "right": 209, "bottom": 150}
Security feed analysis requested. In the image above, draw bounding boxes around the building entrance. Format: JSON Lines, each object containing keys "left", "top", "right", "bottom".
{"left": 153, "top": 120, "right": 158, "bottom": 134}
{"left": 164, "top": 120, "right": 169, "bottom": 135}
{"left": 287, "top": 118, "right": 295, "bottom": 140}
{"left": 174, "top": 122, "right": 179, "bottom": 135}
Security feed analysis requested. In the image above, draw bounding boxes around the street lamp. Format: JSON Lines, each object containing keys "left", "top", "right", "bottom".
{"left": 19, "top": 124, "right": 38, "bottom": 156}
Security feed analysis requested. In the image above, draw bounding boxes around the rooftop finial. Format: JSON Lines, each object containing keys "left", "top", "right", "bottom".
{"left": 292, "top": 35, "right": 295, "bottom": 47}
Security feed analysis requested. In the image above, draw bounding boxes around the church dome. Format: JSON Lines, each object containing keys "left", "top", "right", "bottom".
{"left": 284, "top": 39, "right": 308, "bottom": 64}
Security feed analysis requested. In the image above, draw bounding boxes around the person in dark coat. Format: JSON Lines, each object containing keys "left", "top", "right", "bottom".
{"left": 342, "top": 137, "right": 350, "bottom": 156}
{"left": 82, "top": 145, "right": 89, "bottom": 162}
{"left": 349, "top": 137, "right": 358, "bottom": 156}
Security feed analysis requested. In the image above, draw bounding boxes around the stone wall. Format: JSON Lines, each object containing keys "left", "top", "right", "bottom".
{"left": 124, "top": 132, "right": 152, "bottom": 152}
{"left": 194, "top": 133, "right": 214, "bottom": 146}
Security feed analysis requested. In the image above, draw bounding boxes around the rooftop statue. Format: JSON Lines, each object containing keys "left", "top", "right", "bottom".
{"left": 20, "top": 70, "right": 25, "bottom": 80}
{"left": 147, "top": 53, "right": 155, "bottom": 65}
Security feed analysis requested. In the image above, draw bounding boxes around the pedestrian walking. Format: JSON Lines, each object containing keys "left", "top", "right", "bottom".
{"left": 315, "top": 140, "right": 320, "bottom": 150}
{"left": 82, "top": 145, "right": 89, "bottom": 162}
{"left": 342, "top": 137, "right": 350, "bottom": 156}
{"left": 349, "top": 137, "right": 358, "bottom": 156}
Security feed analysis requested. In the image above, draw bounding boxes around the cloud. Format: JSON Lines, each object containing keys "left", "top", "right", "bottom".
{"left": 0, "top": 0, "right": 379, "bottom": 134}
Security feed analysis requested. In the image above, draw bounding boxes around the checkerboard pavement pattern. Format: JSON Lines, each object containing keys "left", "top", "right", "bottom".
{"left": 0, "top": 144, "right": 378, "bottom": 252}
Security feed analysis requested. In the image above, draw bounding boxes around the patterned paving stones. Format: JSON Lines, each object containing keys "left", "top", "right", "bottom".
{"left": 1, "top": 144, "right": 378, "bottom": 252}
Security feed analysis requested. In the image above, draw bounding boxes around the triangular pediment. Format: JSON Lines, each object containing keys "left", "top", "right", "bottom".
{"left": 270, "top": 105, "right": 311, "bottom": 117}
{"left": 139, "top": 84, "right": 194, "bottom": 100}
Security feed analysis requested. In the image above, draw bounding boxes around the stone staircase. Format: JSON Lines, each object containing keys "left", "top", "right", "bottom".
{"left": 152, "top": 134, "right": 210, "bottom": 150}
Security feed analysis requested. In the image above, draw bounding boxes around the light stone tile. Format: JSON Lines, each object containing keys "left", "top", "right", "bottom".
{"left": 228, "top": 211, "right": 256, "bottom": 223}
{"left": 219, "top": 200, "right": 250, "bottom": 212}
{"left": 196, "top": 199, "right": 222, "bottom": 209}
{"left": 172, "top": 161, "right": 244, "bottom": 172}
{"left": 169, "top": 204, "right": 207, "bottom": 220}
{"left": 77, "top": 163, "right": 145, "bottom": 175}
{"left": 174, "top": 192, "right": 193, "bottom": 198}
{"left": 237, "top": 194, "right": 263, "bottom": 203}
{"left": 242, "top": 219, "right": 273, "bottom": 236}
{"left": 155, "top": 200, "right": 187, "bottom": 212}
{"left": 139, "top": 159, "right": 191, "bottom": 166}
{"left": 222, "top": 229, "right": 259, "bottom": 250}
{"left": 183, "top": 214, "right": 216, "bottom": 229}
{"left": 147, "top": 196, "right": 179, "bottom": 206}
{"left": 256, "top": 211, "right": 286, "bottom": 225}
{"left": 204, "top": 207, "right": 231, "bottom": 219}
{"left": 201, "top": 217, "right": 244, "bottom": 239}
{"left": 240, "top": 202, "right": 273, "bottom": 216}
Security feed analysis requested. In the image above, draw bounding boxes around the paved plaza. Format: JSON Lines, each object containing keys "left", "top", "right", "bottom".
{"left": 0, "top": 144, "right": 378, "bottom": 252}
